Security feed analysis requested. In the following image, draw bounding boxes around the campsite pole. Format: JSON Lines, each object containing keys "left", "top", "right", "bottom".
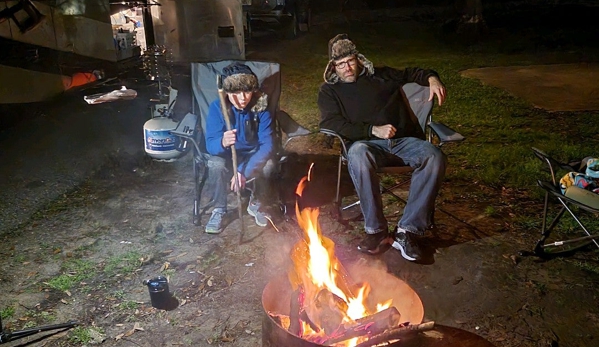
{"left": 217, "top": 75, "right": 245, "bottom": 234}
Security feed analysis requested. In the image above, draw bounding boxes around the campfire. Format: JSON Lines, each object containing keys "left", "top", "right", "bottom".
{"left": 263, "top": 166, "right": 431, "bottom": 347}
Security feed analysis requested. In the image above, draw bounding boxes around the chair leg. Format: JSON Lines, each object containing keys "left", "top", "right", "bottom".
{"left": 521, "top": 193, "right": 599, "bottom": 258}
{"left": 193, "top": 156, "right": 213, "bottom": 226}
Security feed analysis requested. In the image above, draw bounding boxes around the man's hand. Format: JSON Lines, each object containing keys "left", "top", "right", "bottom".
{"left": 221, "top": 129, "right": 237, "bottom": 148}
{"left": 428, "top": 76, "right": 446, "bottom": 106}
{"left": 230, "top": 172, "right": 246, "bottom": 192}
{"left": 372, "top": 124, "right": 396, "bottom": 139}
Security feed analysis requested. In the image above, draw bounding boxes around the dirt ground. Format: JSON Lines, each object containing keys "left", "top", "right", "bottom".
{"left": 2, "top": 8, "right": 599, "bottom": 347}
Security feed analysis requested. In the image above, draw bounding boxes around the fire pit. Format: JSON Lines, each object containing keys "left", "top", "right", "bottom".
{"left": 262, "top": 264, "right": 424, "bottom": 347}
{"left": 262, "top": 170, "right": 427, "bottom": 347}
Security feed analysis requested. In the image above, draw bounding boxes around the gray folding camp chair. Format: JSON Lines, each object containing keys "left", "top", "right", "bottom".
{"left": 320, "top": 83, "right": 464, "bottom": 221}
{"left": 171, "top": 60, "right": 311, "bottom": 226}
{"left": 519, "top": 147, "right": 599, "bottom": 258}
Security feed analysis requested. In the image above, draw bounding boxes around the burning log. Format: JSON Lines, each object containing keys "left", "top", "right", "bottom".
{"left": 311, "top": 288, "right": 349, "bottom": 334}
{"left": 319, "top": 306, "right": 402, "bottom": 346}
{"left": 353, "top": 321, "right": 436, "bottom": 347}
{"left": 289, "top": 285, "right": 321, "bottom": 336}
{"left": 289, "top": 286, "right": 304, "bottom": 335}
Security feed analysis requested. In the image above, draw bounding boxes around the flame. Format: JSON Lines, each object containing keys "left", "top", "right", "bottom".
{"left": 289, "top": 167, "right": 392, "bottom": 346}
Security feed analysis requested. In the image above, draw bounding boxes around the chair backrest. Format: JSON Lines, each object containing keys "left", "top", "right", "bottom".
{"left": 191, "top": 60, "right": 282, "bottom": 134}
{"left": 402, "top": 83, "right": 433, "bottom": 135}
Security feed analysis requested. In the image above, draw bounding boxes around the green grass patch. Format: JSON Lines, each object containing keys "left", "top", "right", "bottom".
{"left": 104, "top": 251, "right": 143, "bottom": 277}
{"left": 47, "top": 259, "right": 96, "bottom": 291}
{"left": 118, "top": 300, "right": 140, "bottom": 310}
{"left": 1, "top": 306, "right": 15, "bottom": 319}
{"left": 69, "top": 326, "right": 104, "bottom": 344}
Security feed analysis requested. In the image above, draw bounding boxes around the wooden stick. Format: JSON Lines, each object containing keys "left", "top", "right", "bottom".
{"left": 319, "top": 306, "right": 402, "bottom": 346}
{"left": 289, "top": 286, "right": 305, "bottom": 336}
{"left": 353, "top": 321, "right": 436, "bottom": 347}
{"left": 216, "top": 75, "right": 244, "bottom": 234}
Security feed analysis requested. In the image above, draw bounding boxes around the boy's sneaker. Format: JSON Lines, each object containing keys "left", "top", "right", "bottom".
{"left": 205, "top": 208, "right": 226, "bottom": 234}
{"left": 391, "top": 227, "right": 423, "bottom": 261}
{"left": 357, "top": 230, "right": 392, "bottom": 255}
{"left": 247, "top": 197, "right": 270, "bottom": 227}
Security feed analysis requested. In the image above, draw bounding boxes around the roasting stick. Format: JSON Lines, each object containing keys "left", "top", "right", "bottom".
{"left": 217, "top": 75, "right": 244, "bottom": 234}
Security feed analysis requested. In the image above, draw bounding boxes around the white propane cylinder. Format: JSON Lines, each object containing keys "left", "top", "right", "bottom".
{"left": 143, "top": 117, "right": 180, "bottom": 161}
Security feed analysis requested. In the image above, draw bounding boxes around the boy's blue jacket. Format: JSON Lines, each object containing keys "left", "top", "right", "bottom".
{"left": 205, "top": 94, "right": 274, "bottom": 178}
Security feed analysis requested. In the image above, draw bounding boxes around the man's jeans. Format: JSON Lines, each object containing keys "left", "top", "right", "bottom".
{"left": 346, "top": 137, "right": 447, "bottom": 235}
{"left": 206, "top": 154, "right": 276, "bottom": 210}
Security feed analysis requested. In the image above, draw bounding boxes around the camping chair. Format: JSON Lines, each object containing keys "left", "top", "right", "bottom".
{"left": 171, "top": 60, "right": 311, "bottom": 226}
{"left": 320, "top": 83, "right": 464, "bottom": 220}
{"left": 519, "top": 147, "right": 599, "bottom": 258}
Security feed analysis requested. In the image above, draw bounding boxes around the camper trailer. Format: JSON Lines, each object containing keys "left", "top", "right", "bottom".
{"left": 0, "top": 0, "right": 244, "bottom": 105}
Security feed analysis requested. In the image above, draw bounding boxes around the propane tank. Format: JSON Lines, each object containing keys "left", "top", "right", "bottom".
{"left": 143, "top": 116, "right": 180, "bottom": 161}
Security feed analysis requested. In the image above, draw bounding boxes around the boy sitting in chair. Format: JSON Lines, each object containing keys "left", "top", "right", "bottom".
{"left": 204, "top": 62, "right": 275, "bottom": 234}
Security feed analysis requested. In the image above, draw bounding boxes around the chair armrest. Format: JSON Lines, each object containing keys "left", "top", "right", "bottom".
{"left": 170, "top": 112, "right": 203, "bottom": 155}
{"left": 428, "top": 121, "right": 465, "bottom": 143}
{"left": 319, "top": 128, "right": 350, "bottom": 156}
{"left": 170, "top": 113, "right": 197, "bottom": 139}
{"left": 277, "top": 110, "right": 311, "bottom": 138}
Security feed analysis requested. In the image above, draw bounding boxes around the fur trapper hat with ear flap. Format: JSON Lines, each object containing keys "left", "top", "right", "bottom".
{"left": 221, "top": 62, "right": 259, "bottom": 93}
{"left": 323, "top": 33, "right": 374, "bottom": 84}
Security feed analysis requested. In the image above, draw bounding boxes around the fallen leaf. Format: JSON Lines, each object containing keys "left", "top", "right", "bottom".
{"left": 60, "top": 299, "right": 68, "bottom": 304}
{"left": 160, "top": 262, "right": 170, "bottom": 271}
{"left": 65, "top": 290, "right": 72, "bottom": 297}
{"left": 133, "top": 322, "right": 144, "bottom": 331}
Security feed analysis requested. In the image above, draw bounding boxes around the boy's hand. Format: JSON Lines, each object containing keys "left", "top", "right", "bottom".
{"left": 222, "top": 129, "right": 237, "bottom": 148}
{"left": 230, "top": 172, "right": 246, "bottom": 192}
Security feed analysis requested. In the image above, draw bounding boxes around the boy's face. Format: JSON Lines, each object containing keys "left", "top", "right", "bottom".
{"left": 227, "top": 91, "right": 253, "bottom": 110}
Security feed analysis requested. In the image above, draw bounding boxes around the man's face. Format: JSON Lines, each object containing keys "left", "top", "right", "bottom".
{"left": 227, "top": 91, "right": 253, "bottom": 110}
{"left": 334, "top": 55, "right": 360, "bottom": 83}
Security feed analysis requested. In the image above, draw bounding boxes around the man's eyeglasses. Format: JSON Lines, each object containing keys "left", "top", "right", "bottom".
{"left": 334, "top": 58, "right": 357, "bottom": 70}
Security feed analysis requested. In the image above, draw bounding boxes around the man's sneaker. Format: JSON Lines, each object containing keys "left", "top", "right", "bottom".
{"left": 391, "top": 227, "right": 422, "bottom": 261}
{"left": 205, "top": 208, "right": 226, "bottom": 234}
{"left": 247, "top": 198, "right": 270, "bottom": 227}
{"left": 357, "top": 230, "right": 392, "bottom": 255}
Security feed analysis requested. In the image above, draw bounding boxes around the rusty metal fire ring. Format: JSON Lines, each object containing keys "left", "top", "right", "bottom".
{"left": 262, "top": 263, "right": 424, "bottom": 347}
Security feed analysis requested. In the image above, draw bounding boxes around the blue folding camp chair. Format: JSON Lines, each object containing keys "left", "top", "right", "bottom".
{"left": 171, "top": 60, "right": 311, "bottom": 226}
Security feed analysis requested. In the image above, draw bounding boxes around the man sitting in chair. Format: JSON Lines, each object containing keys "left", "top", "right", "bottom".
{"left": 204, "top": 62, "right": 275, "bottom": 234}
{"left": 318, "top": 34, "right": 447, "bottom": 261}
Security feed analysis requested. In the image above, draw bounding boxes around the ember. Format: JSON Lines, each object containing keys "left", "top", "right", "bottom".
{"left": 263, "top": 166, "right": 427, "bottom": 347}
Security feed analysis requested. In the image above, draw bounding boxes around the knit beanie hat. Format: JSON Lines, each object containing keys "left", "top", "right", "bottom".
{"left": 221, "top": 62, "right": 259, "bottom": 93}
{"left": 323, "top": 33, "right": 374, "bottom": 84}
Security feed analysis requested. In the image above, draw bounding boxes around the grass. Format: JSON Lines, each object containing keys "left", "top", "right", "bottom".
{"left": 1, "top": 306, "right": 15, "bottom": 319}
{"left": 47, "top": 259, "right": 96, "bottom": 291}
{"left": 69, "top": 326, "right": 104, "bottom": 344}
{"left": 103, "top": 250, "right": 143, "bottom": 277}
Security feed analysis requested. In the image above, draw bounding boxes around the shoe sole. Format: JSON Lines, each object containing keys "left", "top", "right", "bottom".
{"left": 247, "top": 206, "right": 268, "bottom": 227}
{"left": 391, "top": 241, "right": 417, "bottom": 261}
{"left": 357, "top": 236, "right": 392, "bottom": 255}
{"left": 205, "top": 228, "right": 223, "bottom": 234}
